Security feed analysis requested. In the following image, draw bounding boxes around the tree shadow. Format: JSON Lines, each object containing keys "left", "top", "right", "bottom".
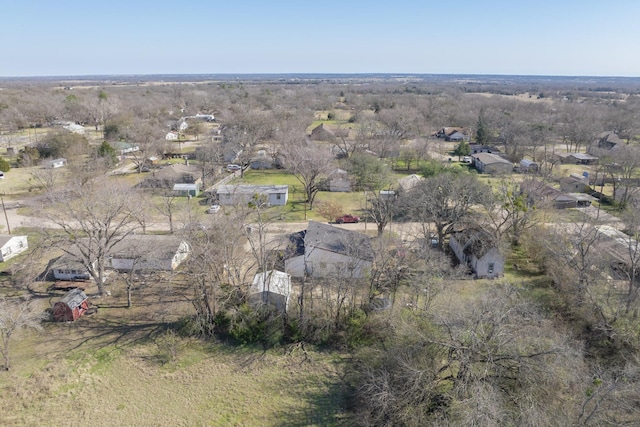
{"left": 271, "top": 371, "right": 353, "bottom": 427}
{"left": 40, "top": 314, "right": 166, "bottom": 356}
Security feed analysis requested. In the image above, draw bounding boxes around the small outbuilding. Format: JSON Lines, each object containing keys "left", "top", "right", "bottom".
{"left": 52, "top": 288, "right": 89, "bottom": 322}
{"left": 249, "top": 270, "right": 292, "bottom": 312}
{"left": 173, "top": 183, "right": 200, "bottom": 197}
{"left": 45, "top": 158, "right": 68, "bottom": 169}
{"left": 519, "top": 159, "right": 539, "bottom": 174}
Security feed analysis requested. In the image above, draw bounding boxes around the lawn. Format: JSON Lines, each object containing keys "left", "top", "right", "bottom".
{"left": 236, "top": 170, "right": 367, "bottom": 222}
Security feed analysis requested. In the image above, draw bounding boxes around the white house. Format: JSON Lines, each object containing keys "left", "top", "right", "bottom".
{"left": 216, "top": 185, "right": 288, "bottom": 206}
{"left": 109, "top": 235, "right": 191, "bottom": 271}
{"left": 0, "top": 235, "right": 28, "bottom": 262}
{"left": 112, "top": 141, "right": 140, "bottom": 155}
{"left": 165, "top": 132, "right": 179, "bottom": 141}
{"left": 51, "top": 253, "right": 92, "bottom": 281}
{"left": 249, "top": 270, "right": 292, "bottom": 312}
{"left": 449, "top": 229, "right": 504, "bottom": 279}
{"left": 285, "top": 221, "right": 373, "bottom": 279}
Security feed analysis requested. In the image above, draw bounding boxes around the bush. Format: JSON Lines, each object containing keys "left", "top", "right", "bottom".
{"left": 155, "top": 329, "right": 182, "bottom": 365}
{"left": 228, "top": 304, "right": 284, "bottom": 347}
{"left": 0, "top": 157, "right": 10, "bottom": 172}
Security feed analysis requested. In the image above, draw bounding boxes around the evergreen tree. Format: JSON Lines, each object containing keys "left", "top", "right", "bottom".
{"left": 0, "top": 157, "right": 11, "bottom": 173}
{"left": 475, "top": 110, "right": 490, "bottom": 144}
{"left": 453, "top": 140, "right": 471, "bottom": 161}
{"left": 97, "top": 141, "right": 118, "bottom": 165}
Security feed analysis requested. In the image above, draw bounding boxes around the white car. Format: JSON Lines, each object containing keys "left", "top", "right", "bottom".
{"left": 226, "top": 164, "right": 242, "bottom": 172}
{"left": 207, "top": 204, "right": 221, "bottom": 214}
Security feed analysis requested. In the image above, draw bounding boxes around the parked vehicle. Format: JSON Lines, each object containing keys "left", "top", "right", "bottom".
{"left": 336, "top": 214, "right": 360, "bottom": 224}
{"left": 207, "top": 204, "right": 220, "bottom": 214}
{"left": 226, "top": 164, "right": 242, "bottom": 172}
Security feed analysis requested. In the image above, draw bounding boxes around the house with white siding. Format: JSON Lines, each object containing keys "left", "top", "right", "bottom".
{"left": 216, "top": 185, "right": 288, "bottom": 206}
{"left": 0, "top": 235, "right": 28, "bottom": 262}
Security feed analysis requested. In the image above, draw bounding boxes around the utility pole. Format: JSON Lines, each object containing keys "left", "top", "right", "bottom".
{"left": 1, "top": 195, "right": 11, "bottom": 234}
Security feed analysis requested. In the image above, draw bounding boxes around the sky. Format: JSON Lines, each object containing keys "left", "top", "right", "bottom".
{"left": 2, "top": 0, "right": 639, "bottom": 77}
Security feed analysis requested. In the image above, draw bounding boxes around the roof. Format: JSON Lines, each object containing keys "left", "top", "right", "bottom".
{"left": 554, "top": 193, "right": 596, "bottom": 203}
{"left": 0, "top": 235, "right": 26, "bottom": 247}
{"left": 598, "top": 131, "right": 624, "bottom": 145}
{"left": 397, "top": 174, "right": 423, "bottom": 191}
{"left": 472, "top": 153, "right": 512, "bottom": 165}
{"left": 151, "top": 163, "right": 201, "bottom": 180}
{"left": 173, "top": 183, "right": 199, "bottom": 191}
{"left": 109, "top": 235, "right": 190, "bottom": 264}
{"left": 305, "top": 221, "right": 373, "bottom": 261}
{"left": 58, "top": 288, "right": 88, "bottom": 309}
{"left": 594, "top": 225, "right": 639, "bottom": 266}
{"left": 251, "top": 270, "right": 291, "bottom": 296}
{"left": 51, "top": 253, "right": 88, "bottom": 271}
{"left": 520, "top": 179, "right": 562, "bottom": 199}
{"left": 569, "top": 153, "right": 599, "bottom": 160}
{"left": 433, "top": 127, "right": 468, "bottom": 137}
{"left": 112, "top": 141, "right": 139, "bottom": 150}
{"left": 559, "top": 176, "right": 589, "bottom": 186}
{"left": 520, "top": 159, "right": 538, "bottom": 166}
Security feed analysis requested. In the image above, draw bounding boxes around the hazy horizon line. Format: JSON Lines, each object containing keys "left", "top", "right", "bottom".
{"left": 1, "top": 72, "right": 639, "bottom": 80}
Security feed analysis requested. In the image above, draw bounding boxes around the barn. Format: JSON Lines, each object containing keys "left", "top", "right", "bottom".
{"left": 52, "top": 288, "right": 89, "bottom": 322}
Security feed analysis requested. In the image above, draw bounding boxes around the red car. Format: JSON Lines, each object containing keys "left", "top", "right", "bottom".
{"left": 336, "top": 214, "right": 360, "bottom": 224}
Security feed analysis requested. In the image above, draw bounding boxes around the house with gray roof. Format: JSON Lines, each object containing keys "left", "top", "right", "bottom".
{"left": 471, "top": 153, "right": 513, "bottom": 174}
{"left": 108, "top": 235, "right": 191, "bottom": 272}
{"left": 595, "top": 131, "right": 624, "bottom": 150}
{"left": 285, "top": 221, "right": 373, "bottom": 279}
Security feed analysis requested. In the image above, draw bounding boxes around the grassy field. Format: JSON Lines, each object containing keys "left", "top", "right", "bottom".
{"left": 0, "top": 275, "right": 350, "bottom": 427}
{"left": 234, "top": 170, "right": 368, "bottom": 222}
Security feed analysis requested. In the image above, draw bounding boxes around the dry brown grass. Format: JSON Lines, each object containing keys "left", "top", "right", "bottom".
{"left": 0, "top": 274, "right": 349, "bottom": 427}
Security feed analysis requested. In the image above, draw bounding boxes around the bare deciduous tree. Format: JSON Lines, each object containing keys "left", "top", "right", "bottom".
{"left": 282, "top": 141, "right": 335, "bottom": 210}
{"left": 480, "top": 177, "right": 539, "bottom": 246}
{"left": 0, "top": 298, "right": 46, "bottom": 371}
{"left": 41, "top": 181, "right": 144, "bottom": 295}
{"left": 405, "top": 173, "right": 488, "bottom": 250}
{"left": 351, "top": 285, "right": 583, "bottom": 426}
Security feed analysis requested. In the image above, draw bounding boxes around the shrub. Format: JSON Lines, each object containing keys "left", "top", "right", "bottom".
{"left": 0, "top": 157, "right": 10, "bottom": 172}
{"left": 228, "top": 304, "right": 284, "bottom": 347}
